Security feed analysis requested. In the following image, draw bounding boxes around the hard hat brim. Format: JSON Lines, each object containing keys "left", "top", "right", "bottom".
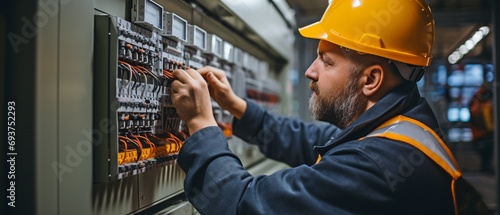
{"left": 298, "top": 21, "right": 327, "bottom": 41}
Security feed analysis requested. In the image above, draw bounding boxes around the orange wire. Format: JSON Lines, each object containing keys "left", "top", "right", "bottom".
{"left": 131, "top": 65, "right": 145, "bottom": 74}
{"left": 135, "top": 135, "right": 156, "bottom": 159}
{"left": 145, "top": 132, "right": 182, "bottom": 154}
{"left": 137, "top": 66, "right": 159, "bottom": 79}
{"left": 120, "top": 135, "right": 143, "bottom": 160}
{"left": 167, "top": 132, "right": 183, "bottom": 153}
{"left": 120, "top": 135, "right": 140, "bottom": 163}
{"left": 148, "top": 133, "right": 165, "bottom": 141}
{"left": 119, "top": 139, "right": 128, "bottom": 165}
{"left": 118, "top": 61, "right": 135, "bottom": 74}
{"left": 178, "top": 131, "right": 188, "bottom": 140}
{"left": 142, "top": 133, "right": 156, "bottom": 158}
{"left": 140, "top": 133, "right": 156, "bottom": 147}
{"left": 119, "top": 61, "right": 145, "bottom": 81}
{"left": 130, "top": 134, "right": 153, "bottom": 160}
{"left": 163, "top": 70, "right": 174, "bottom": 79}
{"left": 451, "top": 179, "right": 458, "bottom": 215}
{"left": 145, "top": 133, "right": 169, "bottom": 156}
{"left": 164, "top": 137, "right": 173, "bottom": 153}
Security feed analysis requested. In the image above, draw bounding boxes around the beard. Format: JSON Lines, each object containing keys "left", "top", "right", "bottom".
{"left": 309, "top": 78, "right": 367, "bottom": 129}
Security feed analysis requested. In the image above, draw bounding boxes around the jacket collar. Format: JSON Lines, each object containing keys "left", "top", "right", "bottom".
{"left": 314, "top": 81, "right": 421, "bottom": 155}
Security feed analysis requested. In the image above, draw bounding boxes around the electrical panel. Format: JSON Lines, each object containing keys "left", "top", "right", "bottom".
{"left": 94, "top": 15, "right": 186, "bottom": 183}
{"left": 92, "top": 5, "right": 282, "bottom": 215}
{"left": 90, "top": 1, "right": 293, "bottom": 214}
{"left": 93, "top": 12, "right": 276, "bottom": 181}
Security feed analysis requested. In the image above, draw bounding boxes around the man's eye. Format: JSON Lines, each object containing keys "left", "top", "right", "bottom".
{"left": 322, "top": 58, "right": 332, "bottom": 66}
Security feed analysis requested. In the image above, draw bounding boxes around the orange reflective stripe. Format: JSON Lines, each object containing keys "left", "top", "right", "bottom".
{"left": 317, "top": 115, "right": 460, "bottom": 214}
{"left": 368, "top": 115, "right": 461, "bottom": 175}
{"left": 451, "top": 179, "right": 458, "bottom": 215}
{"left": 315, "top": 155, "right": 322, "bottom": 164}
{"left": 365, "top": 115, "right": 461, "bottom": 215}
{"left": 397, "top": 116, "right": 461, "bottom": 169}
{"left": 367, "top": 132, "right": 461, "bottom": 179}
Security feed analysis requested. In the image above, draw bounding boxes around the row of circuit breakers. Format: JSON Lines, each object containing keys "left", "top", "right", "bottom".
{"left": 93, "top": 0, "right": 280, "bottom": 182}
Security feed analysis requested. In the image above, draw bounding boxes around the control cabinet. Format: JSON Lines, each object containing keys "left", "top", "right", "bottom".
{"left": 94, "top": 15, "right": 186, "bottom": 183}
{"left": 92, "top": 0, "right": 290, "bottom": 213}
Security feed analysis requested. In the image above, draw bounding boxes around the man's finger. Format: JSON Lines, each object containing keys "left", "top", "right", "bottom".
{"left": 206, "top": 72, "right": 226, "bottom": 89}
{"left": 170, "top": 80, "right": 182, "bottom": 92}
{"left": 171, "top": 80, "right": 188, "bottom": 98}
{"left": 198, "top": 66, "right": 226, "bottom": 80}
{"left": 184, "top": 68, "right": 205, "bottom": 81}
{"left": 172, "top": 69, "right": 193, "bottom": 84}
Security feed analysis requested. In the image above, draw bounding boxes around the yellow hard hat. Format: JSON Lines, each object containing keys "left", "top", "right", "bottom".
{"left": 299, "top": 0, "right": 435, "bottom": 67}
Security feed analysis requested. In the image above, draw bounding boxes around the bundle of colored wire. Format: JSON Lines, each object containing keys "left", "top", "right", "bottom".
{"left": 119, "top": 139, "right": 128, "bottom": 165}
{"left": 133, "top": 134, "right": 156, "bottom": 159}
{"left": 119, "top": 135, "right": 143, "bottom": 162}
{"left": 163, "top": 70, "right": 174, "bottom": 79}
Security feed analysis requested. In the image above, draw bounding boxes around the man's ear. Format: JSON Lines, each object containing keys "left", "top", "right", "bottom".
{"left": 360, "top": 65, "right": 383, "bottom": 97}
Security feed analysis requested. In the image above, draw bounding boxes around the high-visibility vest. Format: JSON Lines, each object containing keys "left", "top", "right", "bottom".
{"left": 316, "top": 115, "right": 462, "bottom": 214}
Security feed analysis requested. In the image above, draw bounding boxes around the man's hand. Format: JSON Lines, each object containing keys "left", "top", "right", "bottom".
{"left": 171, "top": 68, "right": 218, "bottom": 135}
{"left": 198, "top": 66, "right": 247, "bottom": 119}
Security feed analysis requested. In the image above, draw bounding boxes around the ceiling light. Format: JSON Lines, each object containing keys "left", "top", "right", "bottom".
{"left": 448, "top": 26, "right": 490, "bottom": 64}
{"left": 465, "top": 40, "right": 474, "bottom": 50}
{"left": 459, "top": 45, "right": 469, "bottom": 55}
{"left": 480, "top": 26, "right": 490, "bottom": 35}
{"left": 472, "top": 32, "right": 483, "bottom": 43}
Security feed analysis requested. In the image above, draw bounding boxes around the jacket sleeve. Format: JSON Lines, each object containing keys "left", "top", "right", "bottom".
{"left": 177, "top": 127, "right": 392, "bottom": 215}
{"left": 232, "top": 100, "right": 342, "bottom": 166}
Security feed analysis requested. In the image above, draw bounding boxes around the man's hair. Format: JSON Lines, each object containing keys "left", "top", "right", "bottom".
{"left": 343, "top": 48, "right": 403, "bottom": 80}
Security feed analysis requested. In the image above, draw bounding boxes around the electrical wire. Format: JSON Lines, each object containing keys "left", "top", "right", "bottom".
{"left": 137, "top": 66, "right": 161, "bottom": 94}
{"left": 133, "top": 134, "right": 156, "bottom": 159}
{"left": 120, "top": 135, "right": 143, "bottom": 162}
{"left": 119, "top": 139, "right": 128, "bottom": 165}
{"left": 163, "top": 70, "right": 174, "bottom": 79}
{"left": 145, "top": 132, "right": 168, "bottom": 156}
{"left": 166, "top": 132, "right": 183, "bottom": 153}
{"left": 119, "top": 61, "right": 137, "bottom": 96}
{"left": 142, "top": 133, "right": 157, "bottom": 157}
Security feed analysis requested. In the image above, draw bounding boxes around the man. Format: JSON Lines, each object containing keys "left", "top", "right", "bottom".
{"left": 171, "top": 0, "right": 465, "bottom": 214}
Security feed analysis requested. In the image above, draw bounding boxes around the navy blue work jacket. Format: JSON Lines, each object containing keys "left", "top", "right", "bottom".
{"left": 178, "top": 82, "right": 455, "bottom": 214}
